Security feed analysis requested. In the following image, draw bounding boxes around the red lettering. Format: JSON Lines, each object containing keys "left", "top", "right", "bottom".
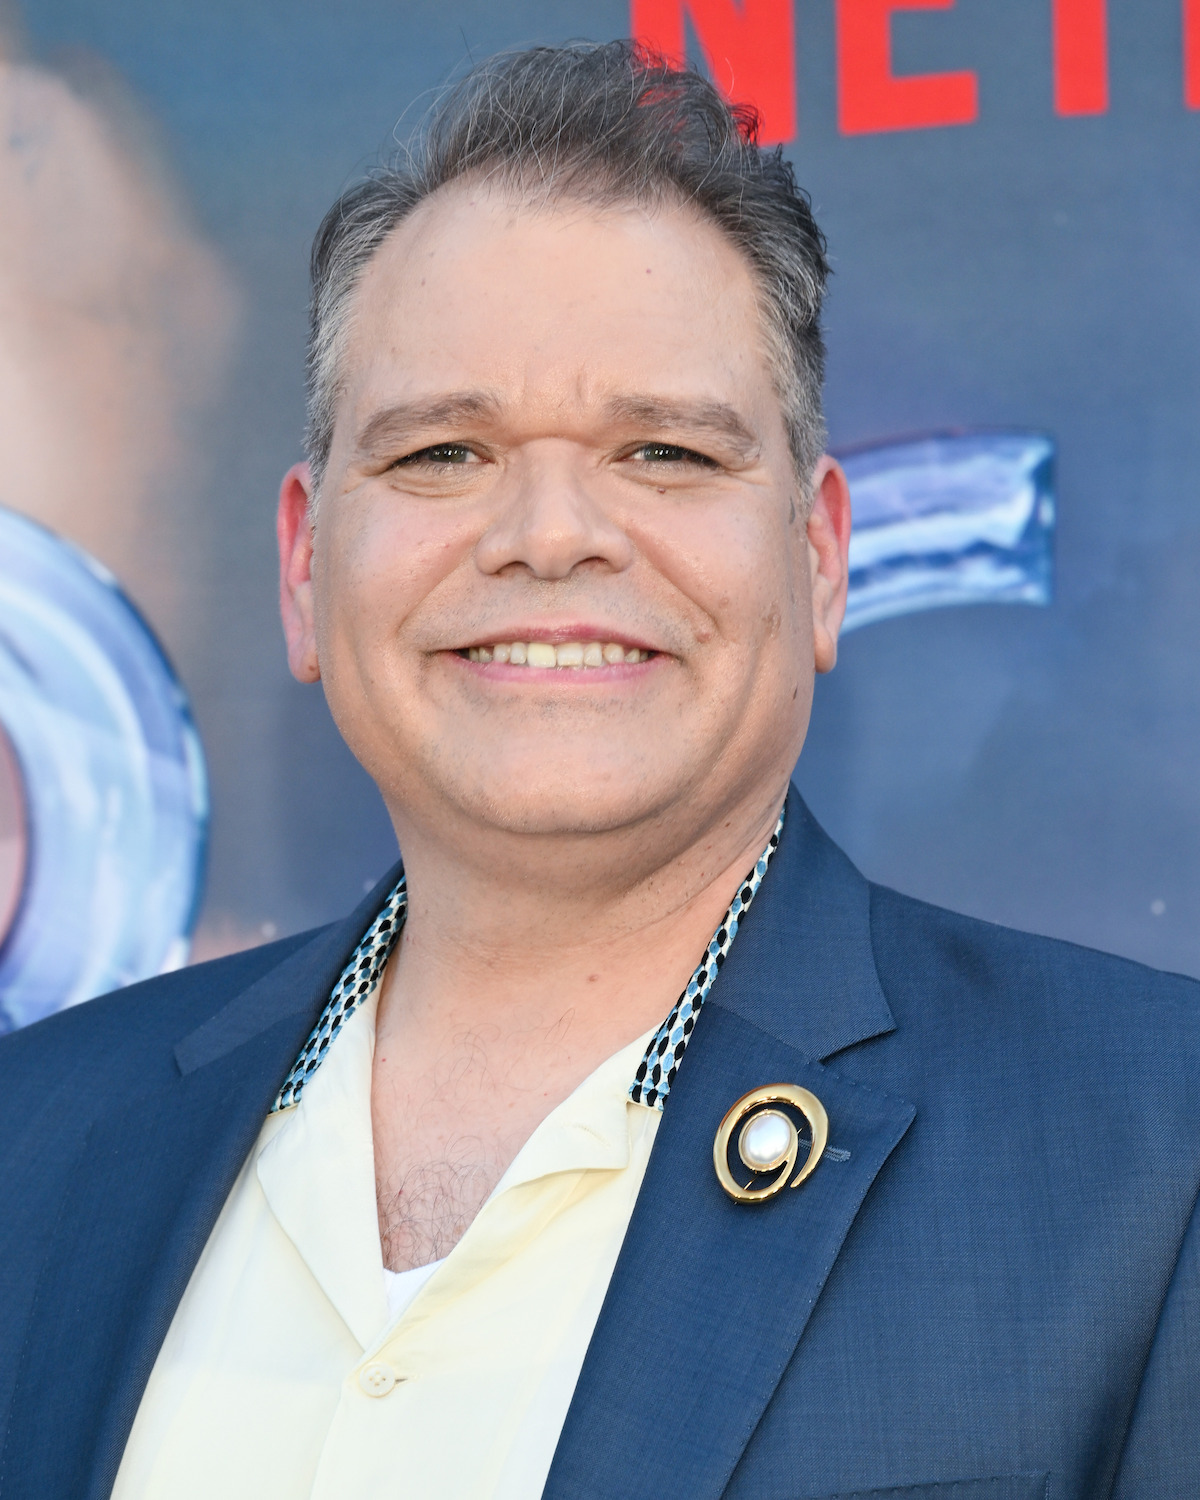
{"left": 1186, "top": 0, "right": 1200, "bottom": 108}
{"left": 1053, "top": 0, "right": 1108, "bottom": 115}
{"left": 630, "top": 0, "right": 796, "bottom": 144}
{"left": 836, "top": 0, "right": 978, "bottom": 135}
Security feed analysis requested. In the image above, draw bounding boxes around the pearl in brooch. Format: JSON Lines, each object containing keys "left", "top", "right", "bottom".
{"left": 739, "top": 1108, "right": 793, "bottom": 1170}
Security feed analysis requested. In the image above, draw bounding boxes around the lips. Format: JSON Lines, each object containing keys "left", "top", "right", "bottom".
{"left": 464, "top": 639, "right": 652, "bottom": 668}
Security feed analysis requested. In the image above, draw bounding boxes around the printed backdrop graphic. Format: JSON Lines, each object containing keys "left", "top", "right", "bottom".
{"left": 1, "top": 0, "right": 1198, "bottom": 1012}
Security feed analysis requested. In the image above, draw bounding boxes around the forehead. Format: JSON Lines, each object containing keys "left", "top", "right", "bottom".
{"left": 340, "top": 183, "right": 778, "bottom": 422}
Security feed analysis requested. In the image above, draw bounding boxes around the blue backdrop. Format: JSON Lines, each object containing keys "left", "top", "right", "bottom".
{"left": 4, "top": 0, "right": 1198, "bottom": 987}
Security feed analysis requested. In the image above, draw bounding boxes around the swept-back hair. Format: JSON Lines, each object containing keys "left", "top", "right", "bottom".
{"left": 306, "top": 41, "right": 829, "bottom": 496}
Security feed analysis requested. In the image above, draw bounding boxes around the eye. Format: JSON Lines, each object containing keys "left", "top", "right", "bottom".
{"left": 394, "top": 442, "right": 480, "bottom": 467}
{"left": 627, "top": 442, "right": 717, "bottom": 467}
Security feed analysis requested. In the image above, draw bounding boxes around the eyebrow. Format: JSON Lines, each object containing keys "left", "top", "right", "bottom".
{"left": 353, "top": 390, "right": 761, "bottom": 462}
{"left": 603, "top": 395, "right": 760, "bottom": 460}
{"left": 354, "top": 392, "right": 502, "bottom": 458}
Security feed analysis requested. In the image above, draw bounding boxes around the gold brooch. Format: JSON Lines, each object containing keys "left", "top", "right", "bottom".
{"left": 713, "top": 1084, "right": 829, "bottom": 1203}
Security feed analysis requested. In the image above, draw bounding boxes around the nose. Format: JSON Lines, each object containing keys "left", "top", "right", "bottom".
{"left": 473, "top": 446, "right": 634, "bottom": 581}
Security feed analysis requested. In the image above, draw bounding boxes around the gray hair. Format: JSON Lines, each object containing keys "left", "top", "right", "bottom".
{"left": 305, "top": 41, "right": 829, "bottom": 502}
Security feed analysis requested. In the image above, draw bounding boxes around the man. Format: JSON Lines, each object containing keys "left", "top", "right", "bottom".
{"left": 1, "top": 41, "right": 1198, "bottom": 1500}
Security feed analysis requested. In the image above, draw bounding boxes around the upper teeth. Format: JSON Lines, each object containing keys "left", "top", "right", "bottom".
{"left": 467, "top": 641, "right": 649, "bottom": 667}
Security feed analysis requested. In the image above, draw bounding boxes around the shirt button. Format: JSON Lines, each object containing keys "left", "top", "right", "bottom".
{"left": 358, "top": 1361, "right": 399, "bottom": 1397}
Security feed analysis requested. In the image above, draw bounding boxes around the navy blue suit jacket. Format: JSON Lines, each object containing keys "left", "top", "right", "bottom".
{"left": 2, "top": 790, "right": 1199, "bottom": 1500}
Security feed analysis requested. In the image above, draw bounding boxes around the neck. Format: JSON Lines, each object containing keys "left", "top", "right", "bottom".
{"left": 376, "top": 781, "right": 788, "bottom": 1059}
{"left": 368, "top": 780, "right": 788, "bottom": 1272}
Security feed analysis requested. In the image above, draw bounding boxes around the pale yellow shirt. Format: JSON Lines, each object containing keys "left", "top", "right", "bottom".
{"left": 113, "top": 990, "right": 661, "bottom": 1500}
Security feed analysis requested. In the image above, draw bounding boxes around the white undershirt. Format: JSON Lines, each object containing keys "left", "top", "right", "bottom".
{"left": 382, "top": 1259, "right": 445, "bottom": 1323}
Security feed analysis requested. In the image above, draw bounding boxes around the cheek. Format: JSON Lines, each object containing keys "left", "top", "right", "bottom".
{"left": 312, "top": 494, "right": 475, "bottom": 657}
{"left": 633, "top": 497, "right": 798, "bottom": 649}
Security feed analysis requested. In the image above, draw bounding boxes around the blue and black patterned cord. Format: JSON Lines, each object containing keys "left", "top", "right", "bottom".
{"left": 272, "top": 808, "right": 784, "bottom": 1116}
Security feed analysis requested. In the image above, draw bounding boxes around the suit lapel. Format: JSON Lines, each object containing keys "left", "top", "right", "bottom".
{"left": 0, "top": 869, "right": 400, "bottom": 1500}
{"left": 544, "top": 790, "right": 914, "bottom": 1500}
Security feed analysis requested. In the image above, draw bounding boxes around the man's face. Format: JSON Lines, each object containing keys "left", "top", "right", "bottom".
{"left": 280, "top": 185, "right": 849, "bottom": 849}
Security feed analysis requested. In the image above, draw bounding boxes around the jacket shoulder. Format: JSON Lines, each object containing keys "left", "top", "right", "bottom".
{"left": 868, "top": 880, "right": 1200, "bottom": 1055}
{"left": 0, "top": 928, "right": 326, "bottom": 1123}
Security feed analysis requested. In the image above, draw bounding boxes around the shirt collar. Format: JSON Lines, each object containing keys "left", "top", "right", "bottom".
{"left": 270, "top": 806, "right": 785, "bottom": 1117}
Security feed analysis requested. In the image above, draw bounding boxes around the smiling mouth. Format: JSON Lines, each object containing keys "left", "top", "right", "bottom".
{"left": 460, "top": 640, "right": 653, "bottom": 668}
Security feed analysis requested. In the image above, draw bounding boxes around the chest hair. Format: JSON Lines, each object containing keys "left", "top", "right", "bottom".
{"left": 376, "top": 1134, "right": 502, "bottom": 1271}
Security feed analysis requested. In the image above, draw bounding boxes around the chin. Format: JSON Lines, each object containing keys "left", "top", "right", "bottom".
{"left": 436, "top": 748, "right": 689, "bottom": 839}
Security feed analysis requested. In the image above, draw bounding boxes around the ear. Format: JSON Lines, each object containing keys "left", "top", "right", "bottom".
{"left": 806, "top": 456, "right": 852, "bottom": 674}
{"left": 277, "top": 462, "right": 321, "bottom": 683}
